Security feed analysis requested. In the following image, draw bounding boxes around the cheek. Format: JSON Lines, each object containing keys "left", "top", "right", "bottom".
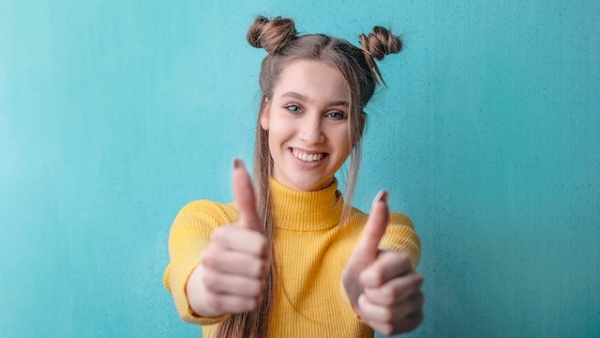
{"left": 268, "top": 118, "right": 292, "bottom": 143}
{"left": 335, "top": 129, "right": 353, "bottom": 156}
{"left": 266, "top": 131, "right": 276, "bottom": 154}
{"left": 266, "top": 124, "right": 287, "bottom": 155}
{"left": 340, "top": 143, "right": 352, "bottom": 160}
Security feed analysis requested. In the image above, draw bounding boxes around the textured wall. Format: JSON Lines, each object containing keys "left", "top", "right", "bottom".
{"left": 1, "top": 1, "right": 598, "bottom": 337}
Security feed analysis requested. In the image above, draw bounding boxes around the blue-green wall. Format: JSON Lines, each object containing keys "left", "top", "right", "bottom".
{"left": 1, "top": 1, "right": 598, "bottom": 337}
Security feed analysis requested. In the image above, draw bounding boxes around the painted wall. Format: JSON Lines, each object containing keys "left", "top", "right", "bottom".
{"left": 1, "top": 1, "right": 598, "bottom": 337}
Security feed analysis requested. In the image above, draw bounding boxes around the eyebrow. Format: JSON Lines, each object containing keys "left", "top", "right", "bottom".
{"left": 280, "top": 91, "right": 349, "bottom": 107}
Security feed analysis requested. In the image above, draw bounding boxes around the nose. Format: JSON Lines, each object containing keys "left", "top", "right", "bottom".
{"left": 298, "top": 114, "right": 325, "bottom": 145}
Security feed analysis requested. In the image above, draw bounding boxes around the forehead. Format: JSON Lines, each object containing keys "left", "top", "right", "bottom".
{"left": 273, "top": 60, "right": 349, "bottom": 102}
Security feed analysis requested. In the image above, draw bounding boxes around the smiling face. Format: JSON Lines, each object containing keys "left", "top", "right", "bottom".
{"left": 260, "top": 60, "right": 352, "bottom": 191}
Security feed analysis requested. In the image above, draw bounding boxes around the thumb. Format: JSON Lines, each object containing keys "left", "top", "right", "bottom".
{"left": 232, "top": 158, "right": 263, "bottom": 233}
{"left": 355, "top": 190, "right": 389, "bottom": 260}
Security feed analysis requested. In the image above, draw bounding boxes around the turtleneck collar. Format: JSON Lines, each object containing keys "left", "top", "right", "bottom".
{"left": 269, "top": 178, "right": 344, "bottom": 231}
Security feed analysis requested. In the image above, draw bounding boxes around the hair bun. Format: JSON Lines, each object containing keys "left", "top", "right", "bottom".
{"left": 359, "top": 26, "right": 403, "bottom": 61}
{"left": 247, "top": 16, "right": 297, "bottom": 54}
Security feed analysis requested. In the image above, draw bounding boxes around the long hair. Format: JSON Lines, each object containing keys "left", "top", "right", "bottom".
{"left": 216, "top": 15, "right": 403, "bottom": 338}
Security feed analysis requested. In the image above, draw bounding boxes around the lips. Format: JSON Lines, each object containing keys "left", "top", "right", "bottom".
{"left": 292, "top": 148, "right": 327, "bottom": 162}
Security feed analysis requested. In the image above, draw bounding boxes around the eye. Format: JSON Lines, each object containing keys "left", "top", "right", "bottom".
{"left": 326, "top": 110, "right": 348, "bottom": 120}
{"left": 284, "top": 104, "right": 302, "bottom": 115}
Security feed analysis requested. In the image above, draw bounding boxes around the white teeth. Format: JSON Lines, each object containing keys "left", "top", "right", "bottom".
{"left": 292, "top": 149, "right": 325, "bottom": 162}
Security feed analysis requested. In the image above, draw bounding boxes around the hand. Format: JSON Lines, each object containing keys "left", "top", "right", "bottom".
{"left": 186, "top": 158, "right": 269, "bottom": 317}
{"left": 342, "top": 191, "right": 424, "bottom": 335}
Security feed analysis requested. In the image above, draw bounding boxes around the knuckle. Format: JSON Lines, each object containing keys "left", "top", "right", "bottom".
{"left": 248, "top": 281, "right": 261, "bottom": 296}
{"left": 381, "top": 293, "right": 396, "bottom": 306}
{"left": 362, "top": 267, "right": 383, "bottom": 286}
{"left": 255, "top": 259, "right": 268, "bottom": 277}
{"left": 201, "top": 247, "right": 220, "bottom": 267}
{"left": 210, "top": 226, "right": 230, "bottom": 242}
{"left": 379, "top": 285, "right": 393, "bottom": 299}
{"left": 370, "top": 287, "right": 394, "bottom": 306}
{"left": 205, "top": 292, "right": 223, "bottom": 312}
{"left": 200, "top": 242, "right": 223, "bottom": 266}
{"left": 248, "top": 265, "right": 261, "bottom": 279}
{"left": 398, "top": 252, "right": 412, "bottom": 266}
{"left": 243, "top": 297, "right": 258, "bottom": 312}
{"left": 251, "top": 297, "right": 261, "bottom": 310}
{"left": 415, "top": 310, "right": 424, "bottom": 325}
{"left": 254, "top": 236, "right": 269, "bottom": 256}
{"left": 241, "top": 278, "right": 261, "bottom": 296}
{"left": 201, "top": 273, "right": 219, "bottom": 291}
{"left": 380, "top": 308, "right": 393, "bottom": 323}
{"left": 401, "top": 310, "right": 423, "bottom": 332}
{"left": 415, "top": 311, "right": 424, "bottom": 324}
{"left": 200, "top": 252, "right": 212, "bottom": 266}
{"left": 373, "top": 269, "right": 385, "bottom": 284}
{"left": 243, "top": 257, "right": 264, "bottom": 278}
{"left": 248, "top": 262, "right": 261, "bottom": 278}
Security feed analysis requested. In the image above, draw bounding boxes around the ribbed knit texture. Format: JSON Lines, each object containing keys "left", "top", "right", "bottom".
{"left": 164, "top": 178, "right": 421, "bottom": 337}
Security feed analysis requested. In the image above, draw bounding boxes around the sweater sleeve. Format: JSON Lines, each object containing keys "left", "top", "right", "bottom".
{"left": 163, "top": 200, "right": 237, "bottom": 325}
{"left": 379, "top": 212, "right": 421, "bottom": 268}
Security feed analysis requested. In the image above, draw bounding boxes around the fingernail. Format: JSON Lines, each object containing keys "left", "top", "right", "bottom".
{"left": 373, "top": 190, "right": 388, "bottom": 205}
{"left": 233, "top": 158, "right": 242, "bottom": 169}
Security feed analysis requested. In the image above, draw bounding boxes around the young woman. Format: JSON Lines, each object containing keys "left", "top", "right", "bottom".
{"left": 164, "top": 15, "right": 424, "bottom": 338}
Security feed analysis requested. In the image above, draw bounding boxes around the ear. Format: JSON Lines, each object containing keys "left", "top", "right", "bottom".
{"left": 260, "top": 97, "right": 271, "bottom": 130}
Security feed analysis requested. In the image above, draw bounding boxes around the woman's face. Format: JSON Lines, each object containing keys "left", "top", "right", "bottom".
{"left": 261, "top": 59, "right": 352, "bottom": 191}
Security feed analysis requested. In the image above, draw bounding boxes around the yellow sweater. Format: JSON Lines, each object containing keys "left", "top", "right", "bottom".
{"left": 164, "top": 179, "right": 421, "bottom": 337}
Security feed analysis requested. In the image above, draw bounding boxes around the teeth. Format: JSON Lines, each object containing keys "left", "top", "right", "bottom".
{"left": 293, "top": 149, "right": 325, "bottom": 162}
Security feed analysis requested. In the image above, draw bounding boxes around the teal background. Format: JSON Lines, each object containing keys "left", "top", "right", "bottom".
{"left": 1, "top": 0, "right": 599, "bottom": 337}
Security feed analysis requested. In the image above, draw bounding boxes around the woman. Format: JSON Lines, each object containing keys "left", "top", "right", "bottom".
{"left": 164, "top": 15, "right": 424, "bottom": 338}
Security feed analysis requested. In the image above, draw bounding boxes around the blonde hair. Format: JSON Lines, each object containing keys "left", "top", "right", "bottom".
{"left": 216, "top": 15, "right": 403, "bottom": 338}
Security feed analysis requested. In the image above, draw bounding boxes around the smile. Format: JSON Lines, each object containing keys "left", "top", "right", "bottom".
{"left": 292, "top": 148, "right": 326, "bottom": 162}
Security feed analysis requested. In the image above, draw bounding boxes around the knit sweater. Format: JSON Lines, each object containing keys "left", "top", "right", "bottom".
{"left": 163, "top": 178, "right": 421, "bottom": 338}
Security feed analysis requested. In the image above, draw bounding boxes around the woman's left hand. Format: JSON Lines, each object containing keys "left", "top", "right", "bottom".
{"left": 342, "top": 191, "right": 425, "bottom": 335}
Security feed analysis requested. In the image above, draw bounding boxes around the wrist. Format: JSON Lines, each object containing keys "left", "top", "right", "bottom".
{"left": 186, "top": 265, "right": 225, "bottom": 318}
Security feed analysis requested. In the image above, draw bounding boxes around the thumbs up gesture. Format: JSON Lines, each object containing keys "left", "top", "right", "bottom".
{"left": 342, "top": 191, "right": 425, "bottom": 335}
{"left": 186, "top": 159, "right": 269, "bottom": 318}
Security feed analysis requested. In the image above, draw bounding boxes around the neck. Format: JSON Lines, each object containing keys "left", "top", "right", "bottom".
{"left": 268, "top": 178, "right": 344, "bottom": 231}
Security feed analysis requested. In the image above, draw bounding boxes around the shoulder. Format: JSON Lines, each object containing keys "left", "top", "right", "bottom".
{"left": 174, "top": 199, "right": 239, "bottom": 228}
{"left": 347, "top": 207, "right": 413, "bottom": 228}
{"left": 389, "top": 212, "right": 414, "bottom": 229}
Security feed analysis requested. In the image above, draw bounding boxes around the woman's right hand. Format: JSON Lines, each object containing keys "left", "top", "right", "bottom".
{"left": 186, "top": 159, "right": 269, "bottom": 318}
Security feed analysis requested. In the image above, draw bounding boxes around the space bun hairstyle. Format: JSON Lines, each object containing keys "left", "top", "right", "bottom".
{"left": 247, "top": 15, "right": 298, "bottom": 54}
{"left": 359, "top": 26, "right": 403, "bottom": 85}
{"left": 216, "top": 16, "right": 404, "bottom": 338}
